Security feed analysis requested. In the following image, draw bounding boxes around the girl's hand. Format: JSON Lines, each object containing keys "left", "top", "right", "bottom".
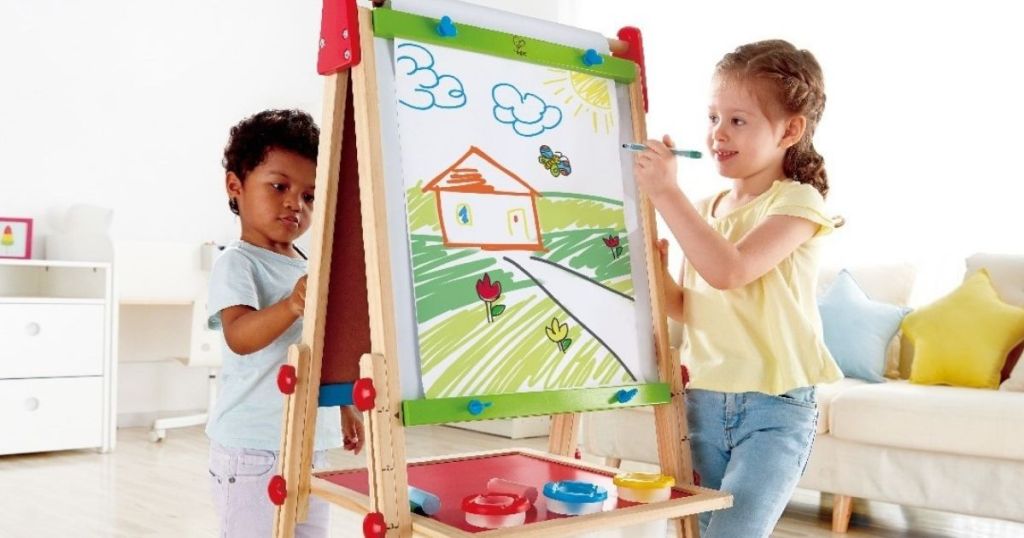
{"left": 633, "top": 135, "right": 680, "bottom": 201}
{"left": 288, "top": 275, "right": 307, "bottom": 318}
{"left": 656, "top": 238, "right": 671, "bottom": 280}
{"left": 341, "top": 406, "right": 365, "bottom": 455}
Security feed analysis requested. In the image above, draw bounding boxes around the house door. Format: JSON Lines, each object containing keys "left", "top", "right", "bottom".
{"left": 506, "top": 209, "right": 531, "bottom": 241}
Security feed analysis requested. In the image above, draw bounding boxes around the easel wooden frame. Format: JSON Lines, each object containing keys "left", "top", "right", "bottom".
{"left": 272, "top": 5, "right": 730, "bottom": 537}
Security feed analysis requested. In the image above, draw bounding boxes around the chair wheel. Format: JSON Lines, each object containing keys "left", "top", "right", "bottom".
{"left": 149, "top": 429, "right": 166, "bottom": 442}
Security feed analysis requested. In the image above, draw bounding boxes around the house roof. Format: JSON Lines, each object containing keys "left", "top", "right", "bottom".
{"left": 422, "top": 146, "right": 539, "bottom": 195}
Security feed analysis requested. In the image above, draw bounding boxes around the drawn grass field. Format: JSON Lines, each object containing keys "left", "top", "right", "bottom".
{"left": 406, "top": 183, "right": 640, "bottom": 398}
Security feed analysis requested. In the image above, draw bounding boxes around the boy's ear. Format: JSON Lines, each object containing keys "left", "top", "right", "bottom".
{"left": 225, "top": 172, "right": 243, "bottom": 198}
{"left": 781, "top": 115, "right": 808, "bottom": 149}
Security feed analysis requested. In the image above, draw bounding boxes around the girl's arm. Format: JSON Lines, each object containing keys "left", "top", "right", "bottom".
{"left": 220, "top": 275, "right": 307, "bottom": 355}
{"left": 636, "top": 138, "right": 817, "bottom": 290}
{"left": 656, "top": 238, "right": 685, "bottom": 322}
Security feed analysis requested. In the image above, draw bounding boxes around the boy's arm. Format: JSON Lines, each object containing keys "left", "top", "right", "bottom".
{"left": 220, "top": 275, "right": 307, "bottom": 355}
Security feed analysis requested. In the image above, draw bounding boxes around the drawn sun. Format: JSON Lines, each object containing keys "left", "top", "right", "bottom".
{"left": 544, "top": 69, "right": 615, "bottom": 134}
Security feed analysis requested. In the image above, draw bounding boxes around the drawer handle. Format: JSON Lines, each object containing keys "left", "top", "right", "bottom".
{"left": 24, "top": 397, "right": 40, "bottom": 412}
{"left": 25, "top": 322, "right": 41, "bottom": 336}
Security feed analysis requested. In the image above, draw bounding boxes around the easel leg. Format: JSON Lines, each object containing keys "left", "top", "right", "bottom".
{"left": 548, "top": 413, "right": 581, "bottom": 457}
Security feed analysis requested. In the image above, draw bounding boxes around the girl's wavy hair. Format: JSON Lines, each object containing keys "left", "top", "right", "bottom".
{"left": 716, "top": 40, "right": 829, "bottom": 197}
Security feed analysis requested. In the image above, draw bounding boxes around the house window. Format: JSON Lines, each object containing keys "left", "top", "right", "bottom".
{"left": 455, "top": 203, "right": 472, "bottom": 226}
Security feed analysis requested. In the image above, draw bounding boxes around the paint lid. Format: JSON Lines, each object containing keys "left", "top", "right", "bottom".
{"left": 542, "top": 480, "right": 608, "bottom": 504}
{"left": 612, "top": 472, "right": 675, "bottom": 490}
{"left": 462, "top": 493, "right": 531, "bottom": 516}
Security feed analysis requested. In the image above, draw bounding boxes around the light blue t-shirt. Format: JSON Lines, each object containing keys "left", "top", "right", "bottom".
{"left": 205, "top": 240, "right": 341, "bottom": 451}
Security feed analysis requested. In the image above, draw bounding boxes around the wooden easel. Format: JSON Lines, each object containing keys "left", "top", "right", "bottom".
{"left": 270, "top": 3, "right": 730, "bottom": 537}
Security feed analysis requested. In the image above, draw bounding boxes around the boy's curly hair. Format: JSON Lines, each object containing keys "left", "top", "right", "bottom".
{"left": 222, "top": 109, "right": 320, "bottom": 214}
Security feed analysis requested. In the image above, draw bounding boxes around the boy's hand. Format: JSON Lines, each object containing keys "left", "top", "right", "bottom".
{"left": 288, "top": 275, "right": 307, "bottom": 318}
{"left": 633, "top": 135, "right": 680, "bottom": 201}
{"left": 341, "top": 406, "right": 365, "bottom": 455}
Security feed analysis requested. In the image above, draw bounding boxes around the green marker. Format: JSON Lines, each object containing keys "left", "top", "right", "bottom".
{"left": 622, "top": 143, "right": 702, "bottom": 159}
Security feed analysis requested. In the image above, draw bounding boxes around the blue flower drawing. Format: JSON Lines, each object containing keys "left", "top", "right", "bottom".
{"left": 396, "top": 43, "right": 467, "bottom": 110}
{"left": 492, "top": 83, "right": 562, "bottom": 137}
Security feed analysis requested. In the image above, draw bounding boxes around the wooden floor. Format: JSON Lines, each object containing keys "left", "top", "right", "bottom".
{"left": 1, "top": 426, "right": 1022, "bottom": 537}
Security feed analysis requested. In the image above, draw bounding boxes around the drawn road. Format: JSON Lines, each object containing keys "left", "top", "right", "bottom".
{"left": 502, "top": 254, "right": 640, "bottom": 381}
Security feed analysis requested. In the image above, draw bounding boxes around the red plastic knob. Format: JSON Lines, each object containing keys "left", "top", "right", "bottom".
{"left": 362, "top": 512, "right": 386, "bottom": 538}
{"left": 353, "top": 378, "right": 376, "bottom": 412}
{"left": 277, "top": 365, "right": 297, "bottom": 395}
{"left": 268, "top": 475, "right": 287, "bottom": 506}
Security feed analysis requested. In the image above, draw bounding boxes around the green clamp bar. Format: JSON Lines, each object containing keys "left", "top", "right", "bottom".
{"left": 373, "top": 8, "right": 637, "bottom": 84}
{"left": 402, "top": 383, "right": 670, "bottom": 426}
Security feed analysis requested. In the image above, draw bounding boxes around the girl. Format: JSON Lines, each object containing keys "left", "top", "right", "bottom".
{"left": 633, "top": 40, "right": 842, "bottom": 537}
{"left": 206, "top": 109, "right": 364, "bottom": 537}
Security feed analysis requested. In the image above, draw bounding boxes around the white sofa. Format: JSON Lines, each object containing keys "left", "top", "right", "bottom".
{"left": 582, "top": 253, "right": 1024, "bottom": 532}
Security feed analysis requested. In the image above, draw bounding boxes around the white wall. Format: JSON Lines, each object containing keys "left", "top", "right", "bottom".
{"left": 7, "top": 0, "right": 1018, "bottom": 422}
{"left": 563, "top": 0, "right": 1024, "bottom": 301}
{"left": 0, "top": 0, "right": 560, "bottom": 423}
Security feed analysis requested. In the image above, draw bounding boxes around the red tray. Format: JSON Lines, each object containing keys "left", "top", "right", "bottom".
{"left": 316, "top": 451, "right": 692, "bottom": 533}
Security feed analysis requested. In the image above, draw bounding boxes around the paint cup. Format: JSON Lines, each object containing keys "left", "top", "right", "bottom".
{"left": 486, "top": 477, "right": 538, "bottom": 504}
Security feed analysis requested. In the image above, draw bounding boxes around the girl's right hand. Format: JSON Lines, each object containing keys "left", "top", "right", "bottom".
{"left": 288, "top": 275, "right": 307, "bottom": 318}
{"left": 657, "top": 238, "right": 672, "bottom": 280}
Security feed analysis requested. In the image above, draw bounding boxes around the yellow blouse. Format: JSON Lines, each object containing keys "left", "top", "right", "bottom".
{"left": 680, "top": 179, "right": 843, "bottom": 395}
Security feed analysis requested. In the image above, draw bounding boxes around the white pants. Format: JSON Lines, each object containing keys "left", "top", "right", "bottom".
{"left": 208, "top": 441, "right": 330, "bottom": 537}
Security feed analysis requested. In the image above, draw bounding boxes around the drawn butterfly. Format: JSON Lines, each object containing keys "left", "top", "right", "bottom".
{"left": 538, "top": 145, "right": 572, "bottom": 177}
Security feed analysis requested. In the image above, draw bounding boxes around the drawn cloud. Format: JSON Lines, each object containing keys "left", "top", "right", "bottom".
{"left": 491, "top": 83, "right": 563, "bottom": 137}
{"left": 396, "top": 43, "right": 467, "bottom": 110}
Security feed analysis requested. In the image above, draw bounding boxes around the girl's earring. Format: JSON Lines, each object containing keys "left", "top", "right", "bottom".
{"left": 229, "top": 198, "right": 240, "bottom": 215}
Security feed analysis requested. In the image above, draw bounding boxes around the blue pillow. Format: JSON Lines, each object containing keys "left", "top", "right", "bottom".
{"left": 818, "top": 270, "right": 911, "bottom": 382}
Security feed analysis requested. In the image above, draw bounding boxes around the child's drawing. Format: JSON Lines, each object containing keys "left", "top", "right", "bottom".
{"left": 545, "top": 317, "right": 573, "bottom": 353}
{"left": 475, "top": 273, "right": 506, "bottom": 324}
{"left": 492, "top": 83, "right": 562, "bottom": 137}
{"left": 422, "top": 146, "right": 544, "bottom": 252}
{"left": 396, "top": 43, "right": 467, "bottom": 110}
{"left": 544, "top": 69, "right": 615, "bottom": 135}
{"left": 537, "top": 145, "right": 572, "bottom": 177}
{"left": 392, "top": 38, "right": 648, "bottom": 399}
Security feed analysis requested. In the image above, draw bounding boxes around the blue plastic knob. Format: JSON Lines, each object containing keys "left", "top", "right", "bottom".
{"left": 437, "top": 16, "right": 457, "bottom": 37}
{"left": 615, "top": 388, "right": 639, "bottom": 404}
{"left": 467, "top": 399, "right": 492, "bottom": 415}
{"left": 582, "top": 49, "right": 604, "bottom": 67}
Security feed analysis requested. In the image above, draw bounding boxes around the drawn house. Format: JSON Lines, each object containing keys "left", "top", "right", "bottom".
{"left": 423, "top": 146, "right": 545, "bottom": 251}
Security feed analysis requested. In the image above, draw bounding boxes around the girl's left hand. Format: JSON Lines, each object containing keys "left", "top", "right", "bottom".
{"left": 633, "top": 135, "right": 680, "bottom": 201}
{"left": 341, "top": 405, "right": 365, "bottom": 455}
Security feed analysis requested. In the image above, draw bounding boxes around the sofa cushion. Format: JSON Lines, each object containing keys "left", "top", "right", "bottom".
{"left": 814, "top": 377, "right": 866, "bottom": 434}
{"left": 1002, "top": 347, "right": 1024, "bottom": 392}
{"left": 903, "top": 269, "right": 1024, "bottom": 389}
{"left": 819, "top": 263, "right": 916, "bottom": 379}
{"left": 966, "top": 253, "right": 1024, "bottom": 307}
{"left": 819, "top": 270, "right": 911, "bottom": 383}
{"left": 828, "top": 380, "right": 1024, "bottom": 461}
{"left": 1003, "top": 342, "right": 1024, "bottom": 384}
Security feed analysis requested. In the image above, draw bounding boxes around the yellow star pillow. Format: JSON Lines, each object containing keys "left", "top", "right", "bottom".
{"left": 903, "top": 269, "right": 1024, "bottom": 389}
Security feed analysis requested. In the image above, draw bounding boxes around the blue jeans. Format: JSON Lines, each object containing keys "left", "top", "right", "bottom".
{"left": 687, "top": 387, "right": 818, "bottom": 538}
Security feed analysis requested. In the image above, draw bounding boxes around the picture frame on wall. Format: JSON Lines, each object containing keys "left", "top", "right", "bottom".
{"left": 0, "top": 217, "right": 33, "bottom": 259}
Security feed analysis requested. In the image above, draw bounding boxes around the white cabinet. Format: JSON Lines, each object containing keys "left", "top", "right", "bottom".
{"left": 0, "top": 260, "right": 115, "bottom": 455}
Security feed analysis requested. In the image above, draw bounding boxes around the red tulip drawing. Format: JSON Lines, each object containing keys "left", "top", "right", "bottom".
{"left": 475, "top": 273, "right": 506, "bottom": 323}
{"left": 602, "top": 235, "right": 623, "bottom": 260}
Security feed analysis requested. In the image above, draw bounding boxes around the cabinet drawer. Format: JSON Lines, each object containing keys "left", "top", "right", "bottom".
{"left": 0, "top": 377, "right": 104, "bottom": 455}
{"left": 0, "top": 303, "right": 105, "bottom": 378}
